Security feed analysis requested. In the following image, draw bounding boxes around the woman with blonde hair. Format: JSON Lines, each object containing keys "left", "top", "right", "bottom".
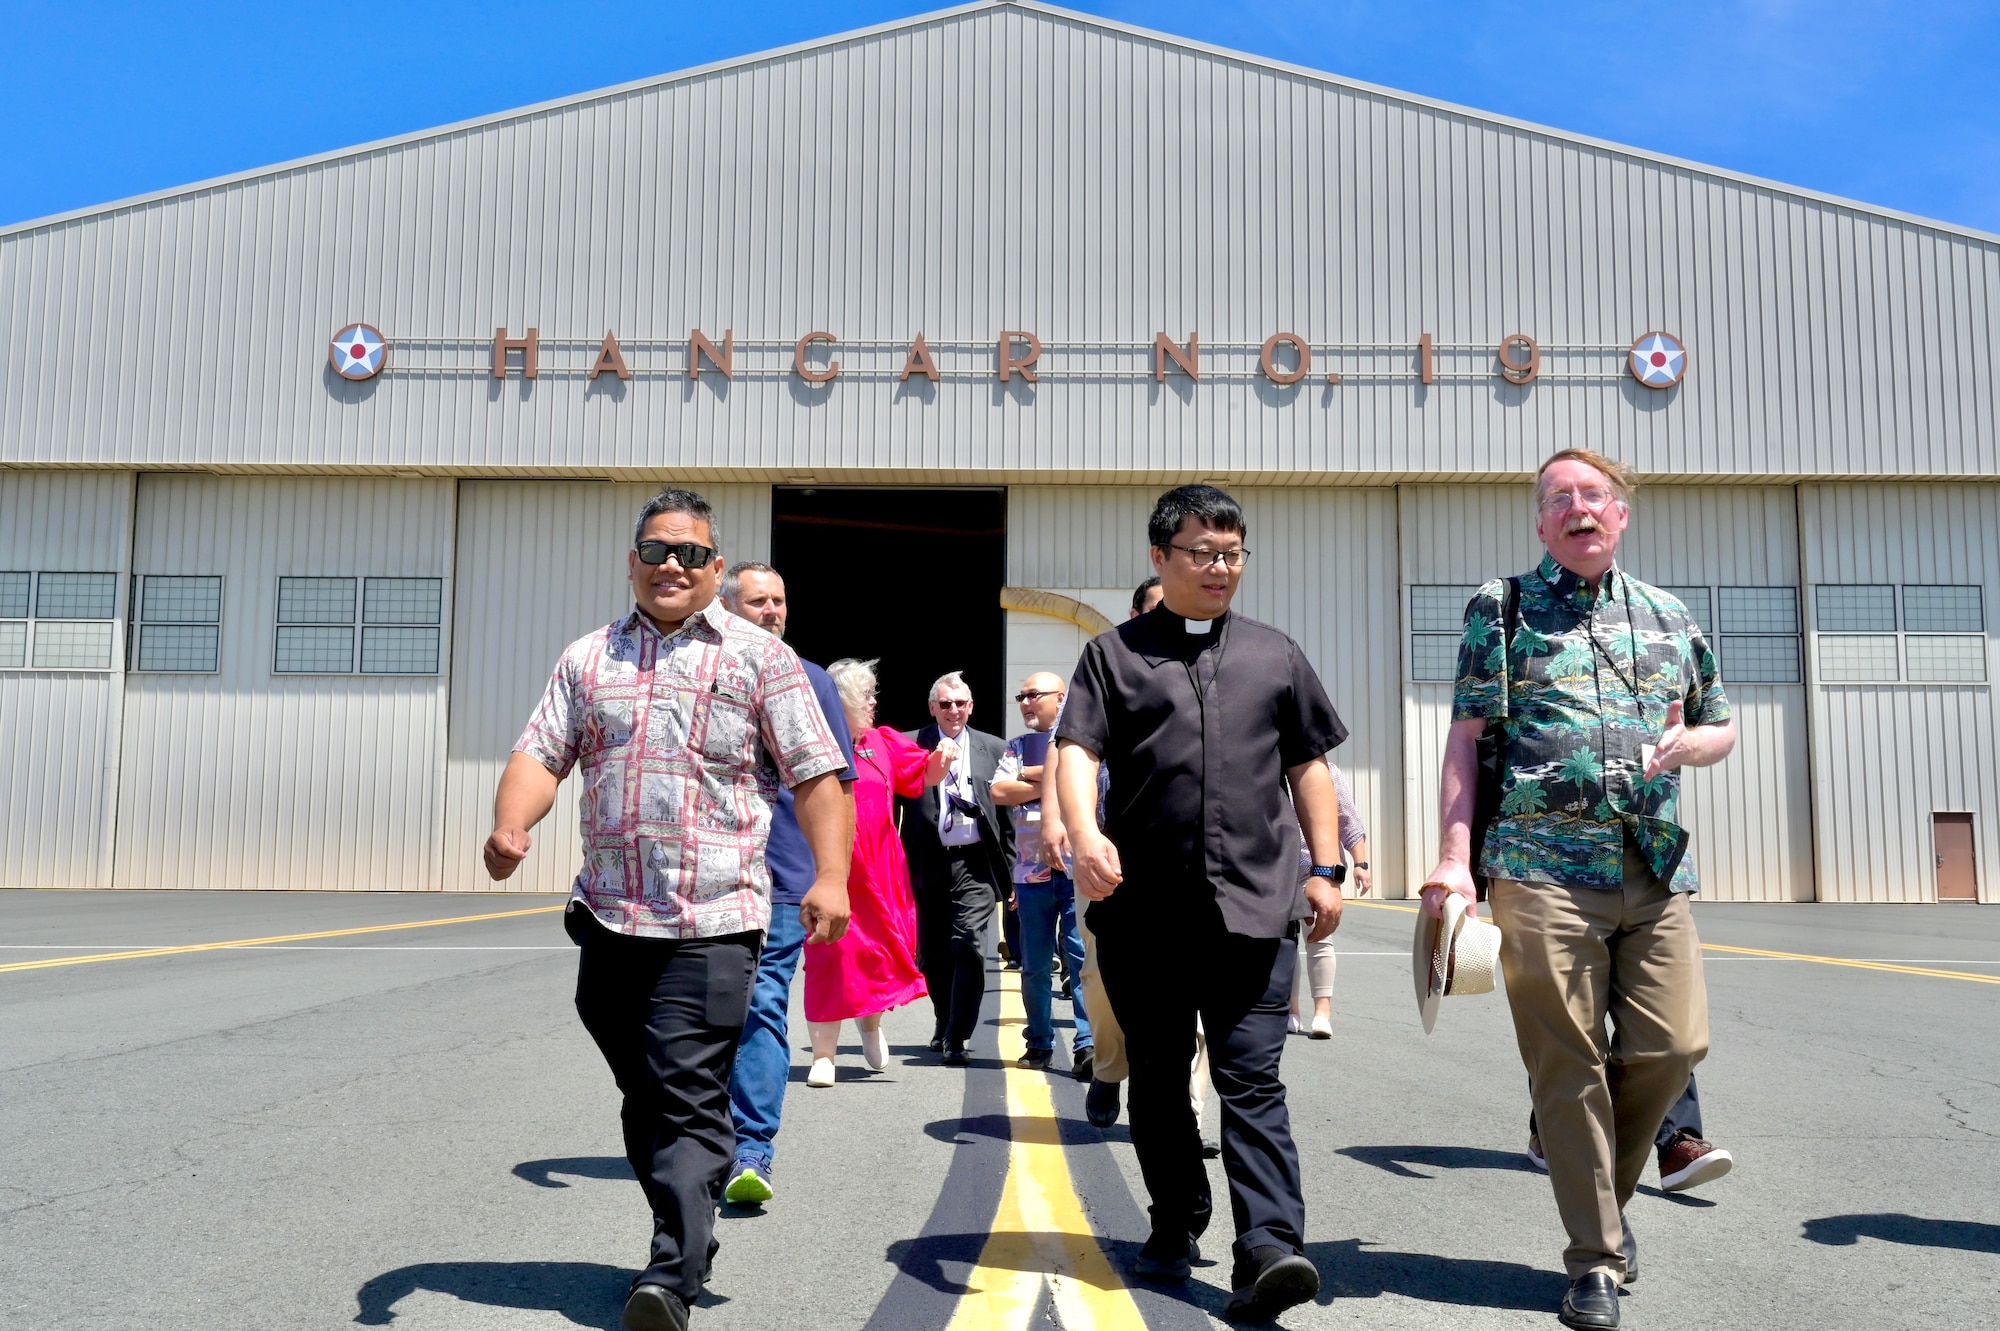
{"left": 801, "top": 658, "right": 945, "bottom": 1085}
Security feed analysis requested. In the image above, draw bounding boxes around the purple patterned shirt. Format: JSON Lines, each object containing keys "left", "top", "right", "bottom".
{"left": 515, "top": 600, "right": 846, "bottom": 939}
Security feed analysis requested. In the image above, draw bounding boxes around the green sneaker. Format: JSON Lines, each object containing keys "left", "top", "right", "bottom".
{"left": 723, "top": 1163, "right": 773, "bottom": 1205}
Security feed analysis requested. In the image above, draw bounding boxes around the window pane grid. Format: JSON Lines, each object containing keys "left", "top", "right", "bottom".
{"left": 32, "top": 620, "right": 115, "bottom": 669}
{"left": 361, "top": 625, "right": 441, "bottom": 674}
{"left": 1657, "top": 585, "right": 1711, "bottom": 626}
{"left": 1903, "top": 586, "right": 1983, "bottom": 633}
{"left": 138, "top": 624, "right": 220, "bottom": 673}
{"left": 1719, "top": 586, "right": 1799, "bottom": 634}
{"left": 1719, "top": 635, "right": 1801, "bottom": 684}
{"left": 1410, "top": 586, "right": 1480, "bottom": 634}
{"left": 0, "top": 620, "right": 25, "bottom": 669}
{"left": 363, "top": 577, "right": 442, "bottom": 625}
{"left": 1906, "top": 635, "right": 1988, "bottom": 683}
{"left": 1818, "top": 634, "right": 1900, "bottom": 682}
{"left": 34, "top": 572, "right": 117, "bottom": 620}
{"left": 0, "top": 572, "right": 28, "bottom": 619}
{"left": 1817, "top": 585, "right": 1896, "bottom": 632}
{"left": 1411, "top": 633, "right": 1460, "bottom": 682}
{"left": 140, "top": 575, "right": 222, "bottom": 624}
{"left": 274, "top": 625, "right": 354, "bottom": 673}
{"left": 278, "top": 577, "right": 356, "bottom": 625}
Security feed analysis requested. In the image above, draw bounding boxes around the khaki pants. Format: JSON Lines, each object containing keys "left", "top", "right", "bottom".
{"left": 1079, "top": 917, "right": 1211, "bottom": 1108}
{"left": 1489, "top": 847, "right": 1709, "bottom": 1283}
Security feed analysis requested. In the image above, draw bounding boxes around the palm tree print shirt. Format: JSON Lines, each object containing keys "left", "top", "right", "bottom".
{"left": 1451, "top": 555, "right": 1730, "bottom": 892}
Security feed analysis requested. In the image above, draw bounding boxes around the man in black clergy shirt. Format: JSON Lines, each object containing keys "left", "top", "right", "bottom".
{"left": 1056, "top": 485, "right": 1348, "bottom": 1323}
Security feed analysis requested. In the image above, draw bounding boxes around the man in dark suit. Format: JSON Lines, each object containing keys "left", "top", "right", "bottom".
{"left": 901, "top": 670, "right": 1015, "bottom": 1065}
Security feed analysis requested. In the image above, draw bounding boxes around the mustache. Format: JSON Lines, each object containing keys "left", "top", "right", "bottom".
{"left": 1563, "top": 515, "right": 1604, "bottom": 535}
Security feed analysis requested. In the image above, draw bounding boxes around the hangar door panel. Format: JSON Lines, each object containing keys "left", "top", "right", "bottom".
{"left": 441, "top": 482, "right": 772, "bottom": 893}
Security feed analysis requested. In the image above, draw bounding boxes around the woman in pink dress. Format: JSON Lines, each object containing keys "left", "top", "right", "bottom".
{"left": 802, "top": 658, "right": 945, "bottom": 1085}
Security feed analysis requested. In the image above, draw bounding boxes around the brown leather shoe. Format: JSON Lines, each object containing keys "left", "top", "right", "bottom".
{"left": 1658, "top": 1128, "right": 1733, "bottom": 1192}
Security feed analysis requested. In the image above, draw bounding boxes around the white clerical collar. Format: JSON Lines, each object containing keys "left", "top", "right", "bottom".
{"left": 1184, "top": 617, "right": 1214, "bottom": 634}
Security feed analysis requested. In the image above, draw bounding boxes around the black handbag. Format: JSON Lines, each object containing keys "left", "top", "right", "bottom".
{"left": 1469, "top": 577, "right": 1521, "bottom": 902}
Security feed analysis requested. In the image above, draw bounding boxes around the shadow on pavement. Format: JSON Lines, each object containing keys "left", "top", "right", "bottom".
{"left": 882, "top": 1231, "right": 991, "bottom": 1296}
{"left": 1633, "top": 1183, "right": 1717, "bottom": 1207}
{"left": 1336, "top": 1144, "right": 1537, "bottom": 1178}
{"left": 354, "top": 1260, "right": 632, "bottom": 1327}
{"left": 923, "top": 1113, "right": 1014, "bottom": 1144}
{"left": 1307, "top": 1239, "right": 1566, "bottom": 1311}
{"left": 1802, "top": 1213, "right": 2000, "bottom": 1253}
{"left": 511, "top": 1156, "right": 632, "bottom": 1189}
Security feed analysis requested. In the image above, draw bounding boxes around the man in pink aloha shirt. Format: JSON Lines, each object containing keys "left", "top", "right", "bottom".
{"left": 484, "top": 488, "right": 853, "bottom": 1331}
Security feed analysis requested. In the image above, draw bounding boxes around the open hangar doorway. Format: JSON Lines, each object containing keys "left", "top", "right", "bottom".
{"left": 770, "top": 487, "right": 1007, "bottom": 735}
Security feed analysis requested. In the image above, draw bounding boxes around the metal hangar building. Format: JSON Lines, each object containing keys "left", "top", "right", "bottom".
{"left": 2, "top": 1, "right": 1996, "bottom": 904}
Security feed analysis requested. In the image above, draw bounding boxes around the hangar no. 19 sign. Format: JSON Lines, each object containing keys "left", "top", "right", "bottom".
{"left": 329, "top": 325, "right": 1689, "bottom": 391}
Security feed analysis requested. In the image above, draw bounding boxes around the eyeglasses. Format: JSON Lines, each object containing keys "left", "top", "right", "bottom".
{"left": 1014, "top": 689, "right": 1060, "bottom": 703}
{"left": 935, "top": 698, "right": 973, "bottom": 710}
{"left": 1538, "top": 487, "right": 1621, "bottom": 515}
{"left": 635, "top": 540, "right": 716, "bottom": 568}
{"left": 1163, "top": 543, "right": 1250, "bottom": 569}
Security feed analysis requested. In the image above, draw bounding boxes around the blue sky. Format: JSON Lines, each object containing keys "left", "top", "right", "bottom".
{"left": 3, "top": 1, "right": 1997, "bottom": 234}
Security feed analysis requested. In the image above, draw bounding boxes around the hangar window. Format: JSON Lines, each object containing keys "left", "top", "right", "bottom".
{"left": 132, "top": 575, "right": 223, "bottom": 673}
{"left": 0, "top": 571, "right": 119, "bottom": 671}
{"left": 1408, "top": 585, "right": 1480, "bottom": 682}
{"left": 1903, "top": 585, "right": 1985, "bottom": 684}
{"left": 1815, "top": 584, "right": 1900, "bottom": 682}
{"left": 1716, "top": 587, "right": 1802, "bottom": 684}
{"left": 273, "top": 576, "right": 443, "bottom": 675}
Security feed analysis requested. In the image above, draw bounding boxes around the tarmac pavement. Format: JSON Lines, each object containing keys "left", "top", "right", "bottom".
{"left": 2, "top": 889, "right": 1995, "bottom": 1330}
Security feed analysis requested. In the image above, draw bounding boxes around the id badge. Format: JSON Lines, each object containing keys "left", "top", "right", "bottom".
{"left": 1640, "top": 743, "right": 1657, "bottom": 772}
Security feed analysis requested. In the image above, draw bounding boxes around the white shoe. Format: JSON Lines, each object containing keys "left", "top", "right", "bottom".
{"left": 1287, "top": 1014, "right": 1303, "bottom": 1034}
{"left": 861, "top": 1026, "right": 889, "bottom": 1071}
{"left": 806, "top": 1057, "right": 836, "bottom": 1088}
{"left": 1309, "top": 1013, "right": 1333, "bottom": 1039}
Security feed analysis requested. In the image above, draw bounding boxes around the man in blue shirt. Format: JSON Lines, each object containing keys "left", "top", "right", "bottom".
{"left": 717, "top": 563, "right": 857, "bottom": 1206}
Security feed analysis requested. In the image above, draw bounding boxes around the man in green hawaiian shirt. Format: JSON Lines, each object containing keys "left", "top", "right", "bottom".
{"left": 1422, "top": 449, "right": 1737, "bottom": 1331}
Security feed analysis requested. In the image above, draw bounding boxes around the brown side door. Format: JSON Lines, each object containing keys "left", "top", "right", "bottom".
{"left": 1933, "top": 813, "right": 1979, "bottom": 901}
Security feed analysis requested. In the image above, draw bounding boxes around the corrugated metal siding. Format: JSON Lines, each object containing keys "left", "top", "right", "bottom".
{"left": 1007, "top": 484, "right": 1405, "bottom": 894}
{"left": 0, "top": 471, "right": 133, "bottom": 887}
{"left": 4, "top": 4, "right": 1994, "bottom": 480}
{"left": 1396, "top": 483, "right": 1812, "bottom": 900}
{"left": 1801, "top": 483, "right": 2000, "bottom": 902}
{"left": 440, "top": 481, "right": 770, "bottom": 893}
{"left": 114, "top": 476, "right": 455, "bottom": 889}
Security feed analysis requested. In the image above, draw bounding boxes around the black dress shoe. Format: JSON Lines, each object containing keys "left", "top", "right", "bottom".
{"left": 622, "top": 1282, "right": 689, "bottom": 1331}
{"left": 1223, "top": 1245, "right": 1320, "bottom": 1322}
{"left": 1559, "top": 1272, "right": 1620, "bottom": 1329}
{"left": 1071, "top": 1047, "right": 1094, "bottom": 1082}
{"left": 1016, "top": 1048, "right": 1052, "bottom": 1071}
{"left": 927, "top": 1035, "right": 945, "bottom": 1053}
{"left": 1132, "top": 1231, "right": 1198, "bottom": 1281}
{"left": 1621, "top": 1213, "right": 1638, "bottom": 1284}
{"left": 1085, "top": 1078, "right": 1121, "bottom": 1127}
{"left": 942, "top": 1043, "right": 971, "bottom": 1066}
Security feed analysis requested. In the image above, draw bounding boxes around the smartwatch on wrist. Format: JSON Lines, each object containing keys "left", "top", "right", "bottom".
{"left": 1353, "top": 861, "right": 1369, "bottom": 870}
{"left": 1309, "top": 864, "right": 1347, "bottom": 884}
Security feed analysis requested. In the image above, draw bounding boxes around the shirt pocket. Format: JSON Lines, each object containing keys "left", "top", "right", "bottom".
{"left": 693, "top": 681, "right": 757, "bottom": 768}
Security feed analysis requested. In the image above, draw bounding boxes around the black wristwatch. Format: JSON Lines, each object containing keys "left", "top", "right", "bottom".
{"left": 1352, "top": 861, "right": 1369, "bottom": 871}
{"left": 1309, "top": 864, "right": 1347, "bottom": 884}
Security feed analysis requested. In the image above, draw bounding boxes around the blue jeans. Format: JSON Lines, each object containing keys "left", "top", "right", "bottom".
{"left": 726, "top": 903, "right": 806, "bottom": 1172}
{"left": 1017, "top": 874, "right": 1091, "bottom": 1054}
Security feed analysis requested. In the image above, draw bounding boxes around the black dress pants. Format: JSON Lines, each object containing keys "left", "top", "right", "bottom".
{"left": 915, "top": 850, "right": 997, "bottom": 1046}
{"left": 568, "top": 905, "right": 760, "bottom": 1301}
{"left": 1094, "top": 906, "right": 1305, "bottom": 1269}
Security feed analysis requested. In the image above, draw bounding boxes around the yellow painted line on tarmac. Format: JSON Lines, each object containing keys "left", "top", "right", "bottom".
{"left": 1698, "top": 941, "right": 2000, "bottom": 985}
{"left": 946, "top": 969, "right": 1148, "bottom": 1331}
{"left": 1345, "top": 899, "right": 2000, "bottom": 985}
{"left": 0, "top": 905, "right": 565, "bottom": 975}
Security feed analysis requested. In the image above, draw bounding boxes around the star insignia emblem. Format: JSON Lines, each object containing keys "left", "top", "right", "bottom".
{"left": 1628, "top": 331, "right": 1687, "bottom": 388}
{"left": 329, "top": 323, "right": 388, "bottom": 380}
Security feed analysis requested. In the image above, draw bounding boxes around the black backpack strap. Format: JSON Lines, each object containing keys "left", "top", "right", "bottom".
{"left": 1500, "top": 575, "right": 1521, "bottom": 710}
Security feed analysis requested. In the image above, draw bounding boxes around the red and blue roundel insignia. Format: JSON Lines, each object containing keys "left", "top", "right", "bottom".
{"left": 1628, "top": 331, "right": 1687, "bottom": 388}
{"left": 329, "top": 323, "right": 388, "bottom": 380}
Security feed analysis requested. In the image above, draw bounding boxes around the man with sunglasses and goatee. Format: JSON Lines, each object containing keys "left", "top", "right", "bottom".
{"left": 486, "top": 488, "right": 853, "bottom": 1331}
{"left": 900, "top": 671, "right": 1015, "bottom": 1065}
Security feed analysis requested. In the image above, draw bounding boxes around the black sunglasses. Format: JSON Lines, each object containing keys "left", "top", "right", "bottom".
{"left": 636, "top": 540, "right": 716, "bottom": 568}
{"left": 1014, "top": 689, "right": 1060, "bottom": 702}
